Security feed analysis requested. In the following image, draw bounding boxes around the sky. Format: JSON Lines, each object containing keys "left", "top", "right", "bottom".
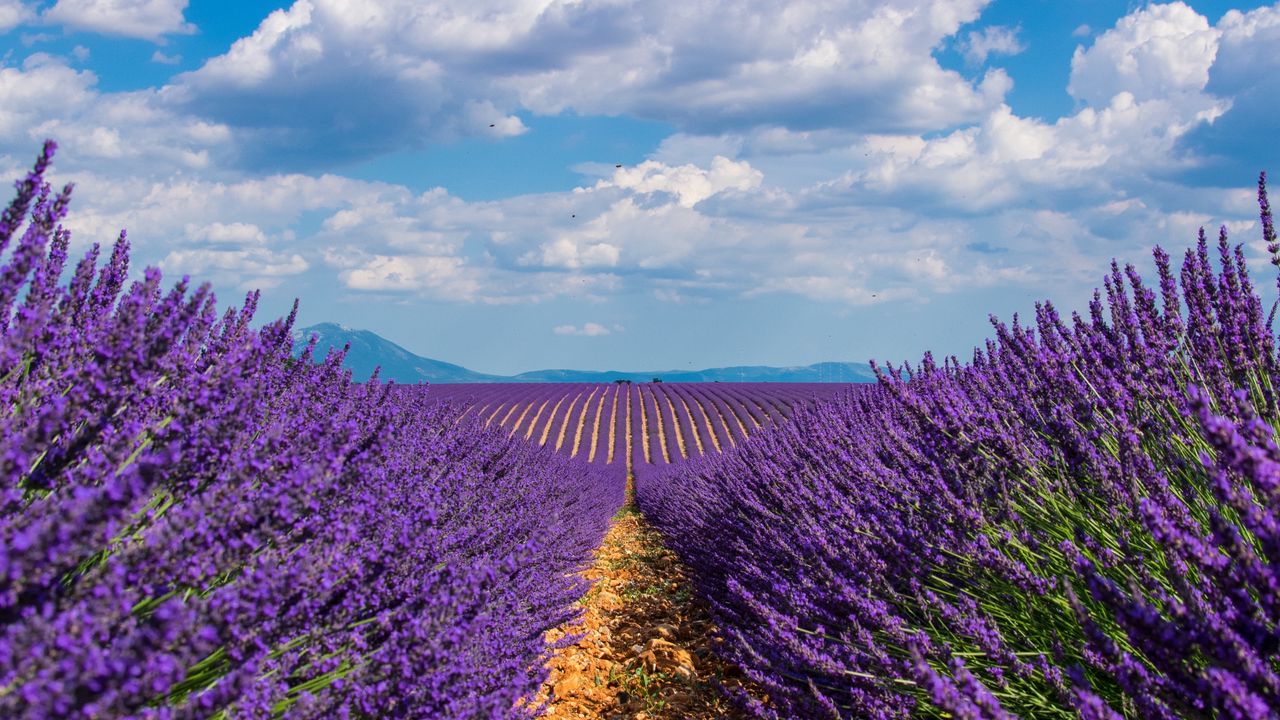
{"left": 0, "top": 0, "right": 1278, "bottom": 375}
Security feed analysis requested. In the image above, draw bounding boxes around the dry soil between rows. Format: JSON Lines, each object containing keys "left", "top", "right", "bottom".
{"left": 535, "top": 478, "right": 758, "bottom": 719}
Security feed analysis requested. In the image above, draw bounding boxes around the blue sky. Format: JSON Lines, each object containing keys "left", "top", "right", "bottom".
{"left": 0, "top": 0, "right": 1277, "bottom": 375}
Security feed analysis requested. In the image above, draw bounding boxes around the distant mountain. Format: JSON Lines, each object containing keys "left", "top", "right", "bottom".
{"left": 292, "top": 323, "right": 502, "bottom": 383}
{"left": 508, "top": 362, "right": 875, "bottom": 383}
{"left": 292, "top": 323, "right": 876, "bottom": 384}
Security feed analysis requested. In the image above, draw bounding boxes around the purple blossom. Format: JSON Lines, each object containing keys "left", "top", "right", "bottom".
{"left": 638, "top": 173, "right": 1280, "bottom": 718}
{"left": 0, "top": 141, "right": 624, "bottom": 718}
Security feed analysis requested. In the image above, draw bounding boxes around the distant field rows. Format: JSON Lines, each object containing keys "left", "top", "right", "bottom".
{"left": 426, "top": 383, "right": 850, "bottom": 471}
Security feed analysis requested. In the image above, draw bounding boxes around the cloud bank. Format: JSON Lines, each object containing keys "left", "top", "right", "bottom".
{"left": 0, "top": 0, "right": 1273, "bottom": 320}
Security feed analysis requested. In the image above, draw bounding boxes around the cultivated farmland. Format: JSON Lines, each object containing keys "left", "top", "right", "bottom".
{"left": 425, "top": 382, "right": 850, "bottom": 474}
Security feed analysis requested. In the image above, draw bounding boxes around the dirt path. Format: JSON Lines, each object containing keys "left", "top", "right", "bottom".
{"left": 537, "top": 477, "right": 756, "bottom": 719}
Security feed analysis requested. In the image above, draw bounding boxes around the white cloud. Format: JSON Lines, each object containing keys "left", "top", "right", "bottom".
{"left": 778, "top": 3, "right": 1233, "bottom": 223}
{"left": 184, "top": 221, "right": 268, "bottom": 244}
{"left": 1208, "top": 3, "right": 1280, "bottom": 90}
{"left": 151, "top": 50, "right": 181, "bottom": 65}
{"left": 463, "top": 99, "right": 526, "bottom": 138}
{"left": 340, "top": 254, "right": 477, "bottom": 296}
{"left": 1068, "top": 2, "right": 1220, "bottom": 107}
{"left": 159, "top": 247, "right": 307, "bottom": 290}
{"left": 177, "top": 2, "right": 316, "bottom": 89}
{"left": 43, "top": 0, "right": 196, "bottom": 42}
{"left": 0, "top": 55, "right": 238, "bottom": 180}
{"left": 1215, "top": 2, "right": 1280, "bottom": 96}
{"left": 28, "top": 111, "right": 1250, "bottom": 315}
{"left": 0, "top": 0, "right": 33, "bottom": 33}
{"left": 1193, "top": 3, "right": 1280, "bottom": 150}
{"left": 553, "top": 322, "right": 612, "bottom": 337}
{"left": 505, "top": 0, "right": 1003, "bottom": 133}
{"left": 595, "top": 156, "right": 762, "bottom": 208}
{"left": 0, "top": 59, "right": 97, "bottom": 138}
{"left": 0, "top": 0, "right": 1269, "bottom": 322}
{"left": 798, "top": 84, "right": 1228, "bottom": 220}
{"left": 523, "top": 236, "right": 621, "bottom": 270}
{"left": 958, "top": 25, "right": 1025, "bottom": 65}
{"left": 145, "top": 0, "right": 1007, "bottom": 170}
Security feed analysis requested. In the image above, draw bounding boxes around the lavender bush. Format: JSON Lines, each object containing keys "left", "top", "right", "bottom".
{"left": 0, "top": 141, "right": 624, "bottom": 718}
{"left": 640, "top": 176, "right": 1280, "bottom": 718}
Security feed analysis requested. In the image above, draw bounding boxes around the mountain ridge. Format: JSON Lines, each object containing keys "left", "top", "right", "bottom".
{"left": 292, "top": 322, "right": 876, "bottom": 383}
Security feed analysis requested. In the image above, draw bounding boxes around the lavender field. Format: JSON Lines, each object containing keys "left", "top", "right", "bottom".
{"left": 639, "top": 181, "right": 1280, "bottom": 716}
{"left": 0, "top": 143, "right": 624, "bottom": 717}
{"left": 3, "top": 137, "right": 1279, "bottom": 719}
{"left": 423, "top": 381, "right": 848, "bottom": 477}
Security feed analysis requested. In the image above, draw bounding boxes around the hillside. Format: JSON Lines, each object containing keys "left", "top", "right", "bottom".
{"left": 291, "top": 322, "right": 503, "bottom": 383}
{"left": 293, "top": 323, "right": 876, "bottom": 383}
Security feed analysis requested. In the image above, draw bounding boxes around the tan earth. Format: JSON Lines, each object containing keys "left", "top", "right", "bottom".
{"left": 534, "top": 477, "right": 760, "bottom": 719}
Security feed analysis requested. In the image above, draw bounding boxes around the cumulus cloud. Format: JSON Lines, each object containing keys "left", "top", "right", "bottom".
{"left": 37, "top": 146, "right": 933, "bottom": 307}
{"left": 815, "top": 86, "right": 1226, "bottom": 212}
{"left": 0, "top": 58, "right": 97, "bottom": 138}
{"left": 145, "top": 0, "right": 1008, "bottom": 171}
{"left": 159, "top": 247, "right": 307, "bottom": 290}
{"left": 339, "top": 255, "right": 478, "bottom": 297}
{"left": 0, "top": 0, "right": 33, "bottom": 33}
{"left": 1068, "top": 2, "right": 1220, "bottom": 107}
{"left": 0, "top": 0, "right": 1269, "bottom": 320}
{"left": 773, "top": 2, "right": 1237, "bottom": 224}
{"left": 43, "top": 0, "right": 196, "bottom": 42}
{"left": 504, "top": 0, "right": 1004, "bottom": 133}
{"left": 595, "top": 156, "right": 763, "bottom": 207}
{"left": 553, "top": 322, "right": 613, "bottom": 336}
{"left": 1176, "top": 3, "right": 1280, "bottom": 174}
{"left": 958, "top": 25, "right": 1025, "bottom": 65}
{"left": 1211, "top": 3, "right": 1280, "bottom": 95}
{"left": 522, "top": 237, "right": 621, "bottom": 270}
{"left": 183, "top": 221, "right": 268, "bottom": 244}
{"left": 463, "top": 99, "right": 527, "bottom": 138}
{"left": 29, "top": 123, "right": 1250, "bottom": 317}
{"left": 0, "top": 55, "right": 237, "bottom": 179}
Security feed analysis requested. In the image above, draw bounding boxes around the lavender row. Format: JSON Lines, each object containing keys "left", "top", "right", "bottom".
{"left": 424, "top": 382, "right": 849, "bottom": 475}
{"left": 639, "top": 176, "right": 1280, "bottom": 718}
{"left": 0, "top": 142, "right": 623, "bottom": 718}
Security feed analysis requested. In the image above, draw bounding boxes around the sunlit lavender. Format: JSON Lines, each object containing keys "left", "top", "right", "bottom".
{"left": 640, "top": 175, "right": 1280, "bottom": 717}
{"left": 0, "top": 142, "right": 623, "bottom": 718}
